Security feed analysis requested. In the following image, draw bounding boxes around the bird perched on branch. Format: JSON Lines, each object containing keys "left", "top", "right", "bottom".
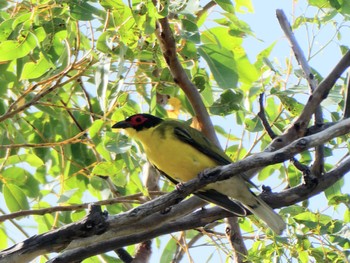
{"left": 112, "top": 113, "right": 285, "bottom": 234}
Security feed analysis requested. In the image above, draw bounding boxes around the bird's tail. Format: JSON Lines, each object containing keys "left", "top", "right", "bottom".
{"left": 247, "top": 195, "right": 285, "bottom": 234}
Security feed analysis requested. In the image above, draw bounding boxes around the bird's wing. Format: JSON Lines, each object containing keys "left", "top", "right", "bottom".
{"left": 158, "top": 167, "right": 247, "bottom": 216}
{"left": 173, "top": 123, "right": 258, "bottom": 189}
{"left": 173, "top": 125, "right": 231, "bottom": 165}
{"left": 194, "top": 190, "right": 247, "bottom": 216}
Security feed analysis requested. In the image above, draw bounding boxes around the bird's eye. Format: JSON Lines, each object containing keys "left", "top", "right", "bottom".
{"left": 135, "top": 117, "right": 142, "bottom": 123}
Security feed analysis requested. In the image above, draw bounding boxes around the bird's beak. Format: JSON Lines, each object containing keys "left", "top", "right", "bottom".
{"left": 112, "top": 121, "right": 131, "bottom": 129}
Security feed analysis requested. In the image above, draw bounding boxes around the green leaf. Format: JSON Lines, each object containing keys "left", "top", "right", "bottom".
{"left": 96, "top": 30, "right": 115, "bottom": 54}
{"left": 0, "top": 31, "right": 37, "bottom": 62}
{"left": 3, "top": 184, "right": 30, "bottom": 212}
{"left": 90, "top": 119, "right": 104, "bottom": 139}
{"left": 271, "top": 90, "right": 304, "bottom": 117}
{"left": 2, "top": 167, "right": 29, "bottom": 185}
{"left": 209, "top": 89, "right": 242, "bottom": 115}
{"left": 12, "top": 13, "right": 32, "bottom": 29}
{"left": 286, "top": 165, "right": 302, "bottom": 187}
{"left": 214, "top": 0, "right": 235, "bottom": 13}
{"left": 329, "top": 0, "right": 341, "bottom": 9}
{"left": 0, "top": 228, "right": 7, "bottom": 249}
{"left": 100, "top": 0, "right": 120, "bottom": 9}
{"left": 181, "top": 19, "right": 200, "bottom": 43}
{"left": 0, "top": 154, "right": 44, "bottom": 167}
{"left": 255, "top": 42, "right": 276, "bottom": 70}
{"left": 308, "top": 0, "right": 331, "bottom": 8}
{"left": 21, "top": 53, "right": 52, "bottom": 80}
{"left": 69, "top": 0, "right": 102, "bottom": 21}
{"left": 235, "top": 0, "right": 254, "bottom": 13}
{"left": 95, "top": 55, "right": 111, "bottom": 112}
{"left": 344, "top": 209, "right": 350, "bottom": 223}
{"left": 299, "top": 249, "right": 309, "bottom": 263}
{"left": 201, "top": 27, "right": 243, "bottom": 50}
{"left": 105, "top": 132, "right": 133, "bottom": 154}
{"left": 92, "top": 161, "right": 119, "bottom": 177}
{"left": 325, "top": 178, "right": 344, "bottom": 200}
{"left": 198, "top": 44, "right": 238, "bottom": 89}
{"left": 294, "top": 212, "right": 332, "bottom": 229}
{"left": 57, "top": 189, "right": 79, "bottom": 203}
{"left": 235, "top": 53, "right": 259, "bottom": 85}
{"left": 244, "top": 116, "right": 263, "bottom": 132}
{"left": 71, "top": 210, "right": 87, "bottom": 222}
{"left": 0, "top": 18, "right": 14, "bottom": 41}
{"left": 160, "top": 238, "right": 177, "bottom": 263}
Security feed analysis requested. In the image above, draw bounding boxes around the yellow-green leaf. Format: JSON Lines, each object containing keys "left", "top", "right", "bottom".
{"left": 21, "top": 53, "right": 52, "bottom": 80}
{"left": 3, "top": 184, "right": 30, "bottom": 212}
{"left": 0, "top": 31, "right": 37, "bottom": 62}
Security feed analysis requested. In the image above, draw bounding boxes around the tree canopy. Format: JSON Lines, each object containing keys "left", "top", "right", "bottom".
{"left": 0, "top": 0, "right": 350, "bottom": 262}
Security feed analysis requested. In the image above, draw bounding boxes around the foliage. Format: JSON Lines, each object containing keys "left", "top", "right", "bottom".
{"left": 0, "top": 0, "right": 349, "bottom": 262}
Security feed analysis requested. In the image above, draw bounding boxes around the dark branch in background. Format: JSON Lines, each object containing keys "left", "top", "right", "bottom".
{"left": 258, "top": 93, "right": 277, "bottom": 139}
{"left": 258, "top": 94, "right": 310, "bottom": 177}
{"left": 290, "top": 49, "right": 350, "bottom": 133}
{"left": 276, "top": 9, "right": 325, "bottom": 176}
{"left": 115, "top": 248, "right": 133, "bottom": 263}
{"left": 154, "top": 16, "right": 220, "bottom": 146}
{"left": 344, "top": 72, "right": 350, "bottom": 119}
{"left": 0, "top": 192, "right": 166, "bottom": 223}
{"left": 77, "top": 77, "right": 96, "bottom": 122}
{"left": 268, "top": 49, "right": 350, "bottom": 152}
{"left": 196, "top": 1, "right": 216, "bottom": 19}
{"left": 290, "top": 157, "right": 310, "bottom": 176}
{"left": 225, "top": 217, "right": 248, "bottom": 263}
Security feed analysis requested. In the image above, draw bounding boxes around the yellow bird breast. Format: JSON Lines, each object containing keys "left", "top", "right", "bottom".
{"left": 128, "top": 126, "right": 218, "bottom": 182}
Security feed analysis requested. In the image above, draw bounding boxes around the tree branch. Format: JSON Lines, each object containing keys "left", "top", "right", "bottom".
{"left": 276, "top": 9, "right": 317, "bottom": 91}
{"left": 1, "top": 118, "right": 349, "bottom": 262}
{"left": 0, "top": 192, "right": 166, "bottom": 223}
{"left": 277, "top": 9, "right": 325, "bottom": 176}
{"left": 154, "top": 17, "right": 220, "bottom": 146}
{"left": 268, "top": 49, "right": 350, "bottom": 151}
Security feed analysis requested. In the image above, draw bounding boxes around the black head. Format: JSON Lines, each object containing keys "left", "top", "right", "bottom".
{"left": 112, "top": 114, "right": 163, "bottom": 131}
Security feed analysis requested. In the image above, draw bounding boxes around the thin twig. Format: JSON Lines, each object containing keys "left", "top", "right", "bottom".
{"left": 276, "top": 9, "right": 325, "bottom": 176}
{"left": 343, "top": 72, "right": 350, "bottom": 119}
{"left": 196, "top": 1, "right": 216, "bottom": 20}
{"left": 257, "top": 93, "right": 276, "bottom": 139}
{"left": 0, "top": 192, "right": 165, "bottom": 223}
{"left": 276, "top": 9, "right": 317, "bottom": 91}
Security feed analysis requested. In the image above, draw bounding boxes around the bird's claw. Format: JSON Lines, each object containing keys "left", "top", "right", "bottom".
{"left": 175, "top": 182, "right": 185, "bottom": 192}
{"left": 198, "top": 168, "right": 213, "bottom": 180}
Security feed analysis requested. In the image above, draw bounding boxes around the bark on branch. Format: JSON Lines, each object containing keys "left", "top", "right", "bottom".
{"left": 1, "top": 118, "right": 349, "bottom": 262}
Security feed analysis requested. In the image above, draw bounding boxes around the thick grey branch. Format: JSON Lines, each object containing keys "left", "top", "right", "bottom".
{"left": 276, "top": 9, "right": 317, "bottom": 91}
{"left": 1, "top": 118, "right": 349, "bottom": 262}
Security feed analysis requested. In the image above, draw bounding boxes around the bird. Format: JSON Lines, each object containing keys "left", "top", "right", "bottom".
{"left": 112, "top": 113, "right": 285, "bottom": 234}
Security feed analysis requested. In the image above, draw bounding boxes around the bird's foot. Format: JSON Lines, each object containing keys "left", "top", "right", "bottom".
{"left": 175, "top": 182, "right": 185, "bottom": 192}
{"left": 262, "top": 185, "right": 272, "bottom": 193}
{"left": 198, "top": 167, "right": 223, "bottom": 185}
{"left": 198, "top": 168, "right": 215, "bottom": 180}
{"left": 303, "top": 173, "right": 318, "bottom": 189}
